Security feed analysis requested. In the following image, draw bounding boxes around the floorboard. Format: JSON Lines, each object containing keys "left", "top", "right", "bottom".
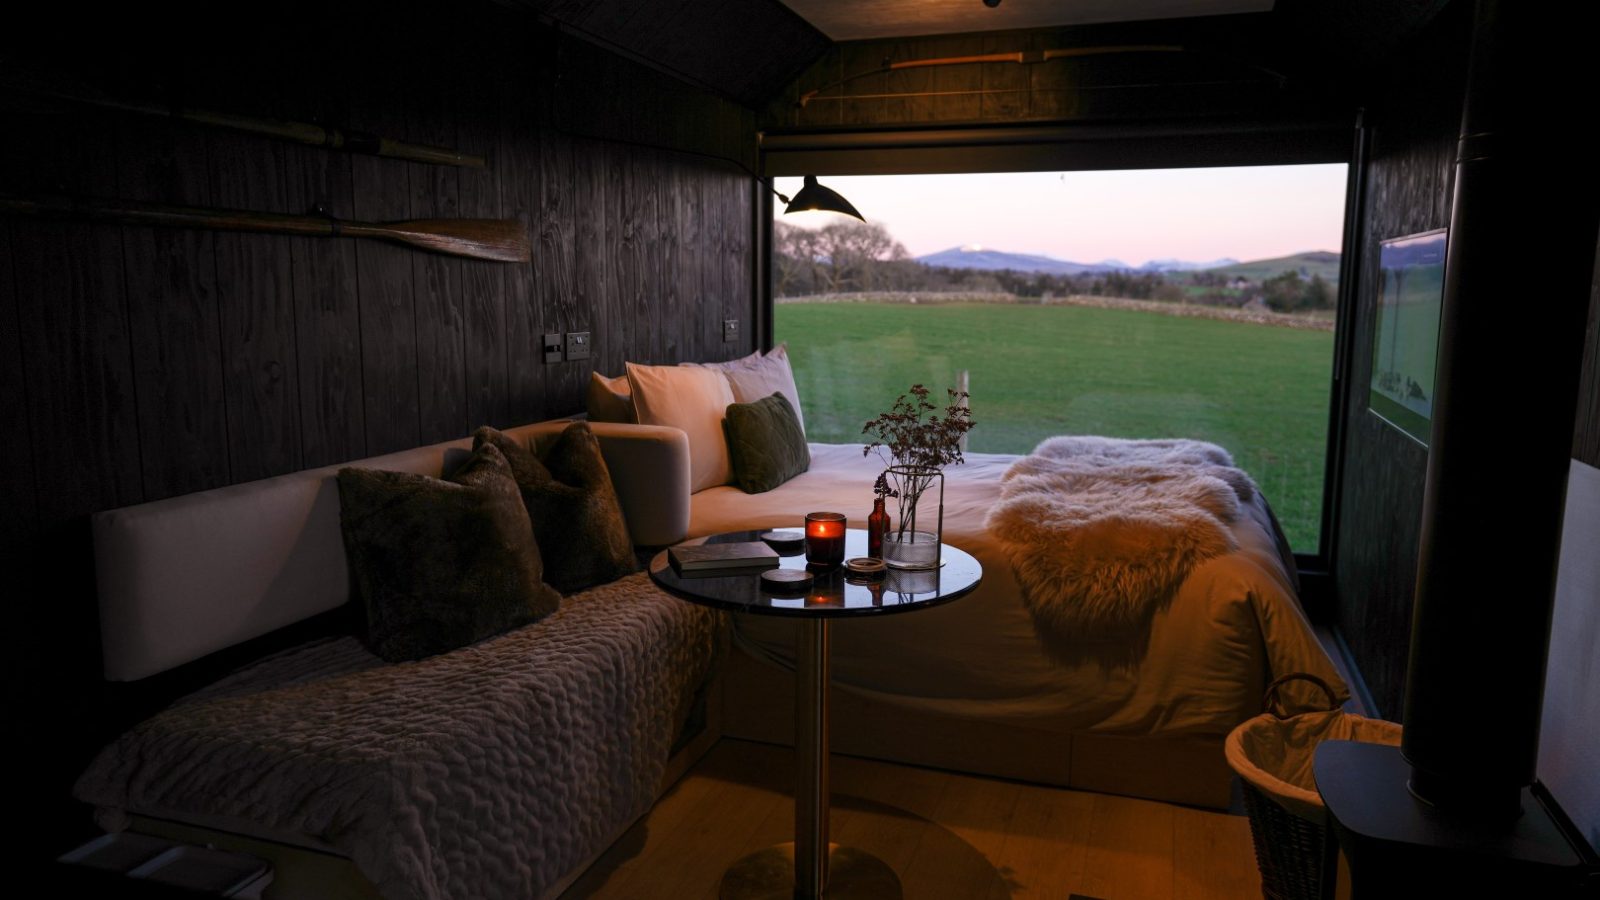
{"left": 562, "top": 739, "right": 1262, "bottom": 899}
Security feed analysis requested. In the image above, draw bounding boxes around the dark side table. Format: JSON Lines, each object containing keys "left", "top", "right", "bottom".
{"left": 650, "top": 529, "right": 982, "bottom": 899}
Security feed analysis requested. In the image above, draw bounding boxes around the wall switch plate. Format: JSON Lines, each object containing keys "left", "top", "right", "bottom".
{"left": 542, "top": 333, "right": 563, "bottom": 364}
{"left": 723, "top": 319, "right": 740, "bottom": 343}
{"left": 565, "top": 331, "right": 591, "bottom": 361}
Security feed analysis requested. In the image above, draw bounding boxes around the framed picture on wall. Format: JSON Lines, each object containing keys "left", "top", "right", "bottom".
{"left": 1369, "top": 228, "right": 1447, "bottom": 445}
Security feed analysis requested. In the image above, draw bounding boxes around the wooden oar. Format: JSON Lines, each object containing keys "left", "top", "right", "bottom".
{"left": 798, "top": 45, "right": 1186, "bottom": 106}
{"left": 0, "top": 195, "right": 531, "bottom": 263}
{"left": 3, "top": 75, "right": 485, "bottom": 168}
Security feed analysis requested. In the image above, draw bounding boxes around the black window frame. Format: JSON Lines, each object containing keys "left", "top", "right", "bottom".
{"left": 755, "top": 115, "right": 1366, "bottom": 607}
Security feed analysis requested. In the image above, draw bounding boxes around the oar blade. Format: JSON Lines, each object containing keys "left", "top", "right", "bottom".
{"left": 381, "top": 218, "right": 532, "bottom": 263}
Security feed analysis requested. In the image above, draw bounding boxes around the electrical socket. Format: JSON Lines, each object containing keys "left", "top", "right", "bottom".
{"left": 565, "top": 331, "right": 591, "bottom": 361}
{"left": 542, "top": 333, "right": 563, "bottom": 364}
{"left": 723, "top": 319, "right": 740, "bottom": 343}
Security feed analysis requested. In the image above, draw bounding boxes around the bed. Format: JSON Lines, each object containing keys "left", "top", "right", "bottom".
{"left": 692, "top": 441, "right": 1347, "bottom": 807}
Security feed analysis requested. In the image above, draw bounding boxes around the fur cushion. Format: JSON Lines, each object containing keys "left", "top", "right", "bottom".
{"left": 475, "top": 422, "right": 639, "bottom": 594}
{"left": 723, "top": 392, "right": 811, "bottom": 493}
{"left": 985, "top": 436, "right": 1253, "bottom": 646}
{"left": 337, "top": 443, "right": 561, "bottom": 662}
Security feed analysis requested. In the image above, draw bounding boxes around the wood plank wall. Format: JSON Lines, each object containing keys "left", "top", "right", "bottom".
{"left": 1334, "top": 5, "right": 1600, "bottom": 718}
{"left": 502, "top": 0, "right": 830, "bottom": 109}
{"left": 761, "top": 16, "right": 1294, "bottom": 130}
{"left": 1576, "top": 232, "right": 1600, "bottom": 468}
{"left": 1328, "top": 9, "right": 1469, "bottom": 719}
{"left": 0, "top": 1, "right": 756, "bottom": 852}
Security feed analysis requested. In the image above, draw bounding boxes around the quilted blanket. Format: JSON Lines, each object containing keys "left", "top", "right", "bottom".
{"left": 75, "top": 573, "right": 724, "bottom": 900}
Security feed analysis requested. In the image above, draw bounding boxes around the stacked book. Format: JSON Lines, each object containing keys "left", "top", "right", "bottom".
{"left": 668, "top": 541, "right": 780, "bottom": 575}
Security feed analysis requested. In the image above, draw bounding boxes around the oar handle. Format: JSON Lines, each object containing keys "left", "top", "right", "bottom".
{"left": 0, "top": 195, "right": 530, "bottom": 263}
{"left": 0, "top": 194, "right": 333, "bottom": 237}
{"left": 5, "top": 78, "right": 487, "bottom": 168}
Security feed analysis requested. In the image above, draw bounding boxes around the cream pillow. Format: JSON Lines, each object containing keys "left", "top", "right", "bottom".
{"left": 586, "top": 372, "right": 636, "bottom": 423}
{"left": 684, "top": 343, "right": 806, "bottom": 437}
{"left": 626, "top": 362, "right": 736, "bottom": 492}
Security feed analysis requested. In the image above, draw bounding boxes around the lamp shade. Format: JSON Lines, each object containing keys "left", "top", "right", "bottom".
{"left": 782, "top": 175, "right": 864, "bottom": 221}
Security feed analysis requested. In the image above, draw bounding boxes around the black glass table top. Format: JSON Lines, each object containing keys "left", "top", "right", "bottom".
{"left": 648, "top": 529, "right": 982, "bottom": 618}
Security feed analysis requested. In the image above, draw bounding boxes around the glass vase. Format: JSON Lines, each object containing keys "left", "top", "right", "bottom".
{"left": 880, "top": 464, "right": 943, "bottom": 570}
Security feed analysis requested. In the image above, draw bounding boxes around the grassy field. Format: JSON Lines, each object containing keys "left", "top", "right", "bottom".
{"left": 775, "top": 302, "right": 1335, "bottom": 550}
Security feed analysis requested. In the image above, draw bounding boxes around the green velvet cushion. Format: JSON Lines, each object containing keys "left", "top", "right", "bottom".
{"left": 337, "top": 442, "right": 561, "bottom": 663}
{"left": 724, "top": 392, "right": 811, "bottom": 494}
{"left": 474, "top": 422, "right": 638, "bottom": 594}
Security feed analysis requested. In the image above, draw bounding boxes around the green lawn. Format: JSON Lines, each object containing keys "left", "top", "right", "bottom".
{"left": 776, "top": 302, "right": 1335, "bottom": 550}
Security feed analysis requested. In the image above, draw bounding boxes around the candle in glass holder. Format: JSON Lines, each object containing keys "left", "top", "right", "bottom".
{"left": 804, "top": 512, "right": 846, "bottom": 568}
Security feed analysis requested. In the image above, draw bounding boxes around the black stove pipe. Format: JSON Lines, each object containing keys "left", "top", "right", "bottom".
{"left": 1399, "top": 0, "right": 1600, "bottom": 819}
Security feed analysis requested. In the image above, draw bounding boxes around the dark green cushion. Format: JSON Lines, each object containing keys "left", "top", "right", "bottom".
{"left": 724, "top": 392, "right": 811, "bottom": 494}
{"left": 474, "top": 422, "right": 638, "bottom": 594}
{"left": 337, "top": 443, "right": 561, "bottom": 663}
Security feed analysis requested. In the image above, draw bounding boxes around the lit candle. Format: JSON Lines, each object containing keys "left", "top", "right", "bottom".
{"left": 804, "top": 512, "right": 847, "bottom": 568}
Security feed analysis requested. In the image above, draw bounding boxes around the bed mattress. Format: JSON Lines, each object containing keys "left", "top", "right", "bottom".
{"left": 692, "top": 442, "right": 1345, "bottom": 738}
{"left": 75, "top": 573, "right": 724, "bottom": 900}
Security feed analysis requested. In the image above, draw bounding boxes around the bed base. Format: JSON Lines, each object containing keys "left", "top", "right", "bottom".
{"left": 720, "top": 645, "right": 1235, "bottom": 810}
{"left": 125, "top": 679, "right": 724, "bottom": 900}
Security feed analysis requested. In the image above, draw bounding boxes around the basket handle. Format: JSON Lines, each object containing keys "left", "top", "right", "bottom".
{"left": 1263, "top": 672, "right": 1340, "bottom": 719}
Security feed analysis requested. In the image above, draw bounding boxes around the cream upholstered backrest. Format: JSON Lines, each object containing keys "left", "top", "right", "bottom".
{"left": 92, "top": 420, "right": 690, "bottom": 682}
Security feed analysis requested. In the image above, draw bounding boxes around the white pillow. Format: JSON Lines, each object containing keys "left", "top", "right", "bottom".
{"left": 684, "top": 343, "right": 806, "bottom": 437}
{"left": 626, "top": 362, "right": 736, "bottom": 493}
{"left": 586, "top": 371, "right": 636, "bottom": 423}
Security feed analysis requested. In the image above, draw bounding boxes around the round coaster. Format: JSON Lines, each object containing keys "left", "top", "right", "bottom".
{"left": 844, "top": 557, "right": 887, "bottom": 578}
{"left": 759, "top": 530, "right": 806, "bottom": 554}
{"left": 760, "top": 568, "right": 814, "bottom": 593}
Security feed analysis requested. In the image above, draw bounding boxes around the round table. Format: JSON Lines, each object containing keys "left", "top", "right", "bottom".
{"left": 649, "top": 529, "right": 983, "bottom": 899}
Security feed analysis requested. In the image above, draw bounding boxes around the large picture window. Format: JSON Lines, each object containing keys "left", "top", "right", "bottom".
{"left": 771, "top": 165, "right": 1347, "bottom": 552}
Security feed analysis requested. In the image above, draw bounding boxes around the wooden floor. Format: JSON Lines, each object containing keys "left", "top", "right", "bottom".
{"left": 563, "top": 739, "right": 1262, "bottom": 899}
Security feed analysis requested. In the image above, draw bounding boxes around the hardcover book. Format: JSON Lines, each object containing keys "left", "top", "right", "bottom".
{"left": 668, "top": 541, "right": 780, "bottom": 572}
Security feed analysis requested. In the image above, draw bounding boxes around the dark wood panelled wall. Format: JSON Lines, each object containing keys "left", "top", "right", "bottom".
{"left": 502, "top": 0, "right": 829, "bottom": 108}
{"left": 762, "top": 15, "right": 1296, "bottom": 130}
{"left": 0, "top": 1, "right": 761, "bottom": 849}
{"left": 1329, "top": 7, "right": 1471, "bottom": 718}
{"left": 1330, "top": 3, "right": 1600, "bottom": 716}
{"left": 1577, "top": 234, "right": 1600, "bottom": 467}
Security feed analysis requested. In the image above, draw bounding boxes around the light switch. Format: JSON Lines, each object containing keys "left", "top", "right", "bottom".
{"left": 542, "top": 333, "right": 563, "bottom": 364}
{"left": 723, "top": 319, "right": 740, "bottom": 343}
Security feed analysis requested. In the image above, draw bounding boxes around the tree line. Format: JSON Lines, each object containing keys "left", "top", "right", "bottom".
{"left": 775, "top": 220, "right": 1336, "bottom": 313}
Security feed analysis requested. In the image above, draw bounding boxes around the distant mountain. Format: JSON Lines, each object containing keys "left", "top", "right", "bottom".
{"left": 1137, "top": 257, "right": 1239, "bottom": 272}
{"left": 914, "top": 246, "right": 1342, "bottom": 282}
{"left": 1201, "top": 251, "right": 1342, "bottom": 284}
{"left": 915, "top": 246, "right": 1247, "bottom": 275}
{"left": 914, "top": 246, "right": 1110, "bottom": 275}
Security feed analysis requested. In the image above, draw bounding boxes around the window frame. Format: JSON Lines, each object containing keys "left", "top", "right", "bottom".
{"left": 756, "top": 117, "right": 1363, "bottom": 594}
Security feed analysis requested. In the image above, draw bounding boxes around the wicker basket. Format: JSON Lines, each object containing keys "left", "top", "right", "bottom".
{"left": 1225, "top": 673, "right": 1402, "bottom": 900}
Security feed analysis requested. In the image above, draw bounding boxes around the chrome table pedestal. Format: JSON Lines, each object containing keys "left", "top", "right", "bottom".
{"left": 648, "top": 531, "right": 982, "bottom": 899}
{"left": 719, "top": 620, "right": 901, "bottom": 899}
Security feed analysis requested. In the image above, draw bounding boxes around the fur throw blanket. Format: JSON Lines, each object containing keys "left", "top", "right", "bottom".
{"left": 985, "top": 436, "right": 1256, "bottom": 645}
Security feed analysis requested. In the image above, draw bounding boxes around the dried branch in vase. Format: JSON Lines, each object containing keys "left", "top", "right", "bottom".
{"left": 862, "top": 385, "right": 975, "bottom": 541}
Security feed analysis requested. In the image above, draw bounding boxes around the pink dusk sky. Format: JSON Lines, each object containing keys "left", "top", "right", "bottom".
{"left": 772, "top": 164, "right": 1348, "bottom": 266}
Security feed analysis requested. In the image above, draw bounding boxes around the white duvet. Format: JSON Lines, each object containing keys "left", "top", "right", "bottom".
{"left": 691, "top": 443, "right": 1346, "bottom": 738}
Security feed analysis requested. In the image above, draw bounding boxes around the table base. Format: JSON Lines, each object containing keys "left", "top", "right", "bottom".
{"left": 717, "top": 842, "right": 901, "bottom": 899}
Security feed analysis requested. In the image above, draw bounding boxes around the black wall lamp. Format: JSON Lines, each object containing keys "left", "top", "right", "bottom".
{"left": 772, "top": 175, "right": 864, "bottom": 221}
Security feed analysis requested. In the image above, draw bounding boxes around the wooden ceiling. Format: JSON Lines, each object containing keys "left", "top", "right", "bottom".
{"left": 498, "top": 0, "right": 830, "bottom": 109}
{"left": 778, "top": 0, "right": 1275, "bottom": 41}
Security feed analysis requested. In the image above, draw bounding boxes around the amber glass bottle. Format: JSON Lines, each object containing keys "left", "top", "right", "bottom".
{"left": 867, "top": 496, "right": 890, "bottom": 559}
